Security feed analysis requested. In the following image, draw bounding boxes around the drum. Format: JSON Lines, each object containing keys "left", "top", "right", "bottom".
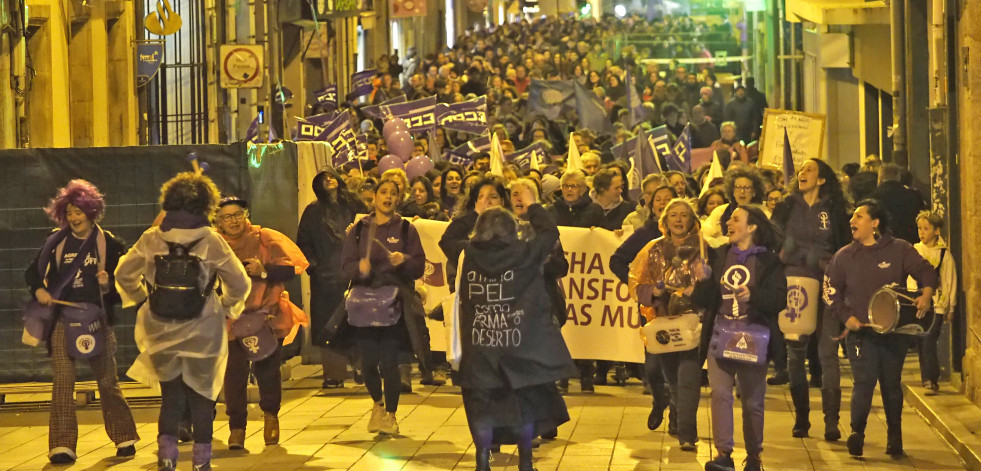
{"left": 779, "top": 276, "right": 820, "bottom": 340}
{"left": 641, "top": 313, "right": 701, "bottom": 354}
{"left": 867, "top": 285, "right": 933, "bottom": 335}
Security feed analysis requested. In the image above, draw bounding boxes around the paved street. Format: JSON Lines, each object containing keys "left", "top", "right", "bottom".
{"left": 0, "top": 358, "right": 966, "bottom": 470}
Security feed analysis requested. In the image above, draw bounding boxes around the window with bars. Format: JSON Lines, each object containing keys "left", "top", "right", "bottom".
{"left": 144, "top": 0, "right": 210, "bottom": 144}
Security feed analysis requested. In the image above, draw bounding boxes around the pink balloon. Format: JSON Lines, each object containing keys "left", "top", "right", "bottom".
{"left": 382, "top": 118, "right": 408, "bottom": 140}
{"left": 405, "top": 156, "right": 434, "bottom": 180}
{"left": 386, "top": 131, "right": 414, "bottom": 161}
{"left": 378, "top": 154, "right": 404, "bottom": 174}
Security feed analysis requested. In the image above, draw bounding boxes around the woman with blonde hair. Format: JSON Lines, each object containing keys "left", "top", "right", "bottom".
{"left": 629, "top": 198, "right": 709, "bottom": 451}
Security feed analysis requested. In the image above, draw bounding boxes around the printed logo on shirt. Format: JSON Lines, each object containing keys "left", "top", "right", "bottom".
{"left": 722, "top": 265, "right": 751, "bottom": 288}
{"left": 818, "top": 211, "right": 830, "bottom": 230}
{"left": 822, "top": 274, "right": 836, "bottom": 305}
{"left": 387, "top": 236, "right": 399, "bottom": 244}
{"left": 878, "top": 261, "right": 891, "bottom": 269}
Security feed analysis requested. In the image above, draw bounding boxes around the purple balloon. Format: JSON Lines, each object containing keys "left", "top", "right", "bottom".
{"left": 386, "top": 130, "right": 414, "bottom": 161}
{"left": 382, "top": 118, "right": 408, "bottom": 140}
{"left": 405, "top": 156, "right": 434, "bottom": 180}
{"left": 378, "top": 154, "right": 404, "bottom": 174}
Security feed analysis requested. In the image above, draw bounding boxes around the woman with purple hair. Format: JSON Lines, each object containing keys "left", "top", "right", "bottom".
{"left": 24, "top": 179, "right": 139, "bottom": 464}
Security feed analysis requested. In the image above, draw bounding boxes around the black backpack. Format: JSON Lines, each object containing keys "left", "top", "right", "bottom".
{"left": 149, "top": 238, "right": 217, "bottom": 321}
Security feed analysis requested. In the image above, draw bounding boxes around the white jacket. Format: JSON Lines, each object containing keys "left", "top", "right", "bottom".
{"left": 907, "top": 237, "right": 957, "bottom": 315}
{"left": 115, "top": 226, "right": 251, "bottom": 400}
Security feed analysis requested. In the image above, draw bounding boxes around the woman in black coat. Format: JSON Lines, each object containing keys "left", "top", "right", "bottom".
{"left": 296, "top": 168, "right": 367, "bottom": 388}
{"left": 456, "top": 205, "right": 577, "bottom": 471}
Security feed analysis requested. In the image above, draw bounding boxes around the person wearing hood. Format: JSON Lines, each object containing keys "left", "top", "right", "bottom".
{"left": 25, "top": 180, "right": 139, "bottom": 464}
{"left": 340, "top": 179, "right": 426, "bottom": 436}
{"left": 297, "top": 169, "right": 368, "bottom": 389}
{"left": 909, "top": 211, "right": 957, "bottom": 395}
{"left": 592, "top": 168, "right": 633, "bottom": 231}
{"left": 215, "top": 197, "right": 309, "bottom": 450}
{"left": 115, "top": 172, "right": 251, "bottom": 471}
{"left": 824, "top": 199, "right": 938, "bottom": 458}
{"left": 770, "top": 158, "right": 852, "bottom": 441}
{"left": 456, "top": 205, "right": 576, "bottom": 471}
{"left": 547, "top": 170, "right": 604, "bottom": 229}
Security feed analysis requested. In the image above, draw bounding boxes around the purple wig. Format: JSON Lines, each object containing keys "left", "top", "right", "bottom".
{"left": 44, "top": 179, "right": 105, "bottom": 227}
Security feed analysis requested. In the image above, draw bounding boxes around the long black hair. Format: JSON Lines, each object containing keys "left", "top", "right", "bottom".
{"left": 792, "top": 158, "right": 850, "bottom": 211}
{"left": 734, "top": 204, "right": 782, "bottom": 251}
{"left": 439, "top": 165, "right": 465, "bottom": 204}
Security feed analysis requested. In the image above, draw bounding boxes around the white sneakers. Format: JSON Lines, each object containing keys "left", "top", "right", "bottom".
{"left": 367, "top": 402, "right": 386, "bottom": 433}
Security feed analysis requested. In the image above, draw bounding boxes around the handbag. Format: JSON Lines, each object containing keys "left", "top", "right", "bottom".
{"left": 345, "top": 285, "right": 401, "bottom": 327}
{"left": 709, "top": 317, "right": 771, "bottom": 365}
{"left": 230, "top": 310, "right": 277, "bottom": 361}
{"left": 62, "top": 302, "right": 106, "bottom": 359}
{"left": 444, "top": 251, "right": 466, "bottom": 370}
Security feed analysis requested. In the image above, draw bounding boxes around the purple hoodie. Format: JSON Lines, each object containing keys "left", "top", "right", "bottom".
{"left": 823, "top": 234, "right": 938, "bottom": 324}
{"left": 340, "top": 214, "right": 425, "bottom": 285}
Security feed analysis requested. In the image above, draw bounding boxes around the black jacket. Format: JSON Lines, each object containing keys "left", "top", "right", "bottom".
{"left": 693, "top": 245, "right": 787, "bottom": 333}
{"left": 456, "top": 204, "right": 577, "bottom": 390}
{"left": 25, "top": 227, "right": 126, "bottom": 324}
{"left": 599, "top": 199, "right": 634, "bottom": 231}
{"left": 297, "top": 170, "right": 367, "bottom": 281}
{"left": 770, "top": 192, "right": 851, "bottom": 278}
{"left": 870, "top": 181, "right": 926, "bottom": 245}
{"left": 547, "top": 195, "right": 604, "bottom": 228}
{"left": 438, "top": 210, "right": 479, "bottom": 291}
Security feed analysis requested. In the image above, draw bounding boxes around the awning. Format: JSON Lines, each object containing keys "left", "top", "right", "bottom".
{"left": 785, "top": 0, "right": 889, "bottom": 25}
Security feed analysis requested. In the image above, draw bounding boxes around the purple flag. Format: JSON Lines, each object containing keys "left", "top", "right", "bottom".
{"left": 361, "top": 95, "right": 409, "bottom": 118}
{"left": 350, "top": 69, "right": 376, "bottom": 98}
{"left": 651, "top": 125, "right": 682, "bottom": 172}
{"left": 295, "top": 112, "right": 340, "bottom": 141}
{"left": 313, "top": 85, "right": 338, "bottom": 112}
{"left": 451, "top": 134, "right": 492, "bottom": 157}
{"left": 436, "top": 96, "right": 488, "bottom": 134}
{"left": 363, "top": 96, "right": 437, "bottom": 132}
{"left": 506, "top": 142, "right": 547, "bottom": 171}
{"left": 783, "top": 128, "right": 795, "bottom": 186}
{"left": 245, "top": 114, "right": 278, "bottom": 143}
{"left": 316, "top": 113, "right": 359, "bottom": 155}
{"left": 670, "top": 123, "right": 693, "bottom": 173}
{"left": 574, "top": 80, "right": 612, "bottom": 134}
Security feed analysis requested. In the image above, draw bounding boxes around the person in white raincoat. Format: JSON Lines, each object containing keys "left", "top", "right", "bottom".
{"left": 114, "top": 172, "right": 250, "bottom": 471}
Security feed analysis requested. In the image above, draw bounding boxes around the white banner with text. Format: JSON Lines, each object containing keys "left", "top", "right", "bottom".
{"left": 413, "top": 220, "right": 646, "bottom": 363}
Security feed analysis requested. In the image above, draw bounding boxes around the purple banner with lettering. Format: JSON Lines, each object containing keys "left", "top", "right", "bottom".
{"left": 435, "top": 96, "right": 487, "bottom": 134}
{"left": 313, "top": 85, "right": 338, "bottom": 111}
{"left": 350, "top": 69, "right": 376, "bottom": 98}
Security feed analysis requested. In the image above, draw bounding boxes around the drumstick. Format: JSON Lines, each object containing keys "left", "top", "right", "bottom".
{"left": 363, "top": 221, "right": 378, "bottom": 260}
{"left": 372, "top": 239, "right": 392, "bottom": 255}
{"left": 52, "top": 300, "right": 84, "bottom": 309}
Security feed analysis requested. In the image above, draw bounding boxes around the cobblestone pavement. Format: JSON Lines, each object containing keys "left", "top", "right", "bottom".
{"left": 0, "top": 357, "right": 966, "bottom": 470}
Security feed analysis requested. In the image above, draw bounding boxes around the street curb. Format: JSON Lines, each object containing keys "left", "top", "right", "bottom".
{"left": 903, "top": 383, "right": 981, "bottom": 470}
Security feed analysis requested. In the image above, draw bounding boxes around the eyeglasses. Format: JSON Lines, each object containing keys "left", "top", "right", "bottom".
{"left": 561, "top": 184, "right": 581, "bottom": 190}
{"left": 734, "top": 185, "right": 754, "bottom": 193}
{"left": 218, "top": 211, "right": 246, "bottom": 223}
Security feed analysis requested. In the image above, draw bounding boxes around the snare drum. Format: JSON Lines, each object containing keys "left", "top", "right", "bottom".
{"left": 867, "top": 285, "right": 933, "bottom": 335}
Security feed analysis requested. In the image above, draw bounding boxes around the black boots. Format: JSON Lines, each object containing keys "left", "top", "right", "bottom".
{"left": 886, "top": 427, "right": 904, "bottom": 457}
{"left": 790, "top": 384, "right": 810, "bottom": 438}
{"left": 847, "top": 432, "right": 864, "bottom": 456}
{"left": 475, "top": 447, "right": 491, "bottom": 471}
{"left": 518, "top": 446, "right": 537, "bottom": 471}
{"left": 821, "top": 389, "right": 842, "bottom": 441}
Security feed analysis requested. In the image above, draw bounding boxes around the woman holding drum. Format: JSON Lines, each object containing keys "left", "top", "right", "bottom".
{"left": 629, "top": 198, "right": 708, "bottom": 451}
{"left": 823, "top": 199, "right": 938, "bottom": 457}
{"left": 770, "top": 158, "right": 852, "bottom": 441}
